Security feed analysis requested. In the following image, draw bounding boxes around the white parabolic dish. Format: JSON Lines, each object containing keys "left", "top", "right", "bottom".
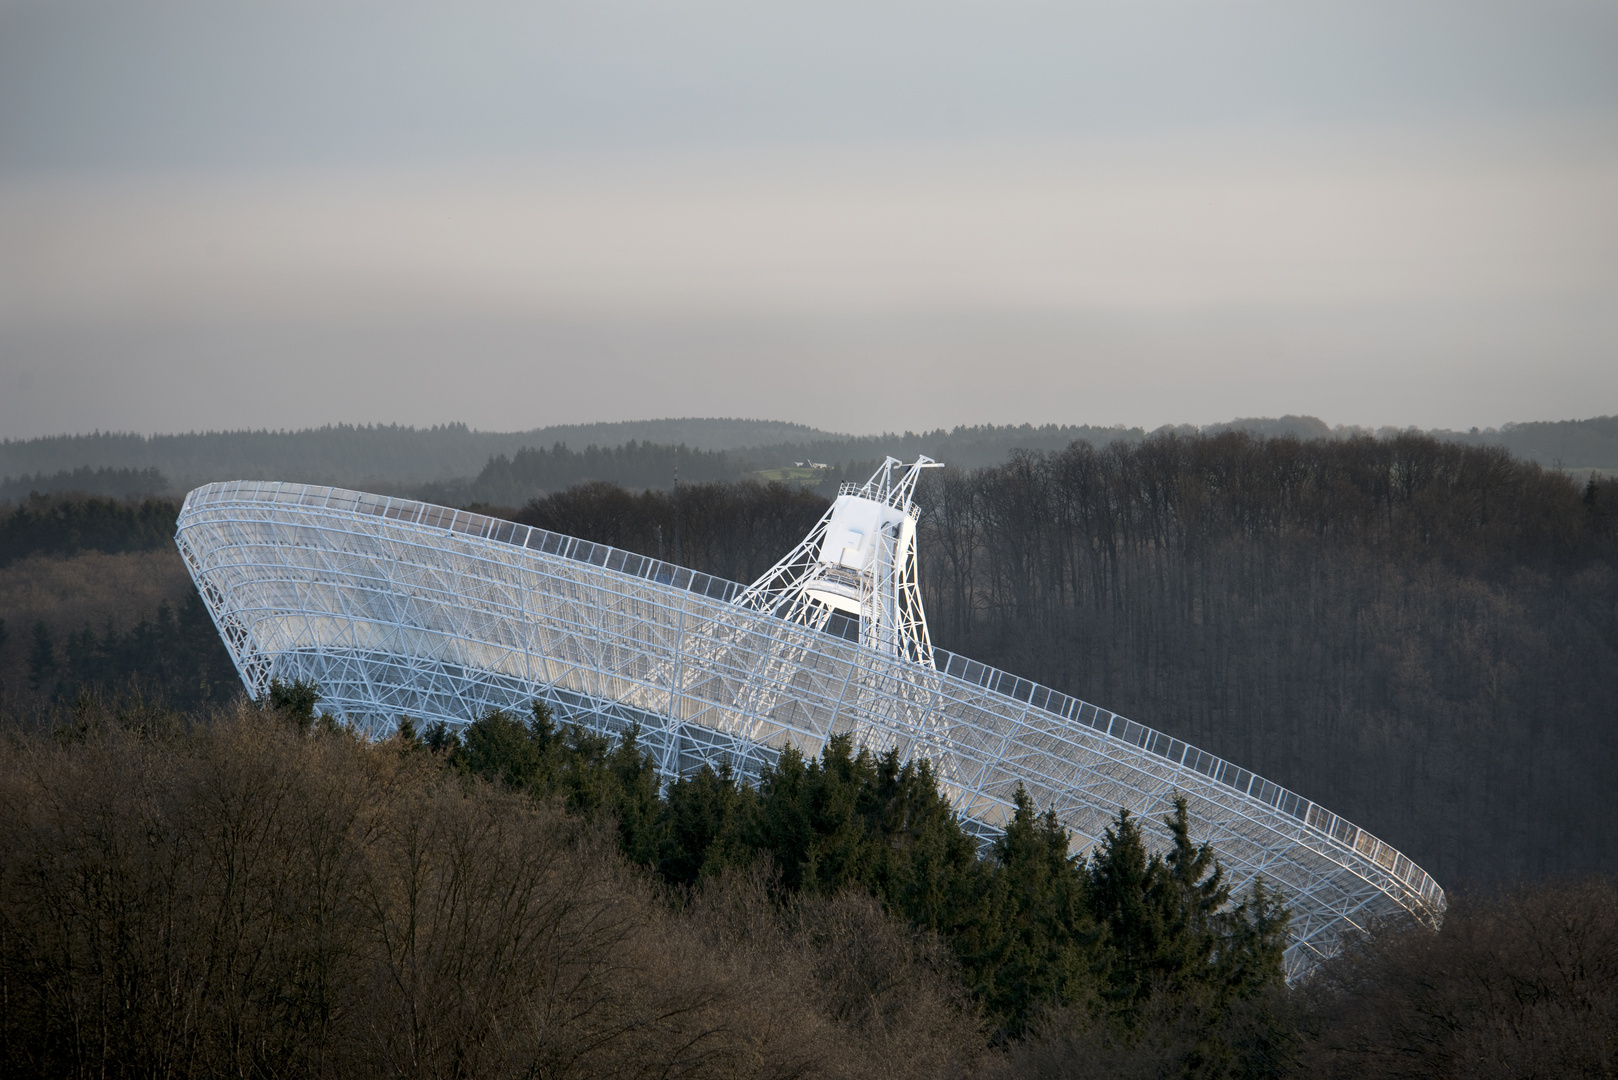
{"left": 175, "top": 467, "right": 1444, "bottom": 977}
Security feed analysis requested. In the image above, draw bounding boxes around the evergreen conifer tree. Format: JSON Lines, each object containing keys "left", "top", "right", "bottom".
{"left": 1087, "top": 805, "right": 1165, "bottom": 1011}
{"left": 752, "top": 736, "right": 879, "bottom": 895}
{"left": 27, "top": 621, "right": 56, "bottom": 694}
{"left": 461, "top": 707, "right": 547, "bottom": 788}
{"left": 977, "top": 786, "right": 1098, "bottom": 1031}
{"left": 658, "top": 762, "right": 755, "bottom": 887}
{"left": 1161, "top": 796, "right": 1231, "bottom": 988}
{"left": 605, "top": 723, "right": 664, "bottom": 866}
{"left": 865, "top": 752, "right": 987, "bottom": 937}
{"left": 267, "top": 677, "right": 321, "bottom": 732}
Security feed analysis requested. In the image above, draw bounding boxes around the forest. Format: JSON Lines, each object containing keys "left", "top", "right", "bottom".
{"left": 0, "top": 493, "right": 237, "bottom": 707}
{"left": 1, "top": 684, "right": 1610, "bottom": 1078}
{"left": 437, "top": 440, "right": 748, "bottom": 505}
{"left": 0, "top": 465, "right": 170, "bottom": 505}
{"left": 0, "top": 492, "right": 181, "bottom": 566}
{"left": 0, "top": 419, "right": 1112, "bottom": 494}
{"left": 481, "top": 432, "right": 1618, "bottom": 892}
{"left": 4, "top": 429, "right": 1615, "bottom": 887}
{"left": 5, "top": 416, "right": 1612, "bottom": 505}
{"left": 0, "top": 427, "right": 1614, "bottom": 1076}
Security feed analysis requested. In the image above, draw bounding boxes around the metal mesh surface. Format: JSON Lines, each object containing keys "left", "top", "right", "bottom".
{"left": 176, "top": 479, "right": 1444, "bottom": 976}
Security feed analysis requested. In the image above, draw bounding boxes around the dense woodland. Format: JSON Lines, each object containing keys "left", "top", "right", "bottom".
{"left": 2, "top": 691, "right": 1611, "bottom": 1078}
{"left": 0, "top": 492, "right": 181, "bottom": 566}
{"left": 914, "top": 433, "right": 1618, "bottom": 890}
{"left": 0, "top": 687, "right": 1298, "bottom": 1078}
{"left": 0, "top": 494, "right": 236, "bottom": 707}
{"left": 6, "top": 593, "right": 239, "bottom": 711}
{"left": 1, "top": 429, "right": 1615, "bottom": 1075}
{"left": 510, "top": 478, "right": 834, "bottom": 583}
{"left": 487, "top": 432, "right": 1618, "bottom": 892}
{"left": 3, "top": 431, "right": 1614, "bottom": 889}
{"left": 0, "top": 465, "right": 170, "bottom": 505}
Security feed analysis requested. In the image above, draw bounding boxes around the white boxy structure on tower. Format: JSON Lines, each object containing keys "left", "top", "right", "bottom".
{"left": 740, "top": 457, "right": 940, "bottom": 665}
{"left": 175, "top": 460, "right": 1444, "bottom": 977}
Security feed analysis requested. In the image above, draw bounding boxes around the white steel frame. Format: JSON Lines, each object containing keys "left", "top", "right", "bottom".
{"left": 738, "top": 457, "right": 941, "bottom": 666}
{"left": 176, "top": 478, "right": 1444, "bottom": 977}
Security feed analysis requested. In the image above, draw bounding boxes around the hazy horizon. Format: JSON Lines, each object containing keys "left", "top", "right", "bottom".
{"left": 4, "top": 411, "right": 1612, "bottom": 456}
{"left": 2, "top": 0, "right": 1614, "bottom": 440}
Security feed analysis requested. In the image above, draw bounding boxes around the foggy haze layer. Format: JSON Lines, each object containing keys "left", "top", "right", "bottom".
{"left": 1, "top": 0, "right": 1614, "bottom": 438}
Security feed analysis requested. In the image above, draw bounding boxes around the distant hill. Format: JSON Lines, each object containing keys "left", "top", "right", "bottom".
{"left": 1201, "top": 415, "right": 1618, "bottom": 473}
{"left": 1434, "top": 416, "right": 1618, "bottom": 472}
{"left": 0, "top": 425, "right": 505, "bottom": 493}
{"left": 0, "top": 420, "right": 1145, "bottom": 499}
{"left": 1201, "top": 415, "right": 1335, "bottom": 440}
{"left": 511, "top": 418, "right": 844, "bottom": 452}
{"left": 4, "top": 415, "right": 1613, "bottom": 501}
{"left": 0, "top": 419, "right": 845, "bottom": 495}
{"left": 733, "top": 423, "right": 1148, "bottom": 474}
{"left": 725, "top": 415, "right": 1618, "bottom": 477}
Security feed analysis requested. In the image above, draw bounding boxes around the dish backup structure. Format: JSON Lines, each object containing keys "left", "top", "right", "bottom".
{"left": 177, "top": 458, "right": 1443, "bottom": 975}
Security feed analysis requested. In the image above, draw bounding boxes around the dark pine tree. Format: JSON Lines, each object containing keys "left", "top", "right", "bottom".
{"left": 27, "top": 621, "right": 56, "bottom": 695}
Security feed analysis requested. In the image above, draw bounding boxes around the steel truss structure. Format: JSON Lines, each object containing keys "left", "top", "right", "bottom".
{"left": 738, "top": 457, "right": 941, "bottom": 665}
{"left": 176, "top": 476, "right": 1444, "bottom": 977}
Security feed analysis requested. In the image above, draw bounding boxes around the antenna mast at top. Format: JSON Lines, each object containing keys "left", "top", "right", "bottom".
{"left": 738, "top": 456, "right": 943, "bottom": 665}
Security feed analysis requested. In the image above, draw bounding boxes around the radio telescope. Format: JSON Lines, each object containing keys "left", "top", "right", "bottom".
{"left": 176, "top": 459, "right": 1443, "bottom": 976}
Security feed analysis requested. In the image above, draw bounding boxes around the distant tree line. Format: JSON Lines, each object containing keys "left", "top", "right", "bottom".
{"left": 6, "top": 416, "right": 1613, "bottom": 503}
{"left": 441, "top": 440, "right": 746, "bottom": 506}
{"left": 0, "top": 423, "right": 509, "bottom": 489}
{"left": 0, "top": 493, "right": 180, "bottom": 567}
{"left": 437, "top": 425, "right": 1165, "bottom": 505}
{"left": 0, "top": 465, "right": 170, "bottom": 505}
{"left": 0, "top": 420, "right": 1150, "bottom": 495}
{"left": 1442, "top": 412, "right": 1618, "bottom": 471}
{"left": 17, "top": 594, "right": 239, "bottom": 711}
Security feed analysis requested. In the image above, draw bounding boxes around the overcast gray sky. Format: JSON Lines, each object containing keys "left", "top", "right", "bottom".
{"left": 1, "top": 0, "right": 1614, "bottom": 438}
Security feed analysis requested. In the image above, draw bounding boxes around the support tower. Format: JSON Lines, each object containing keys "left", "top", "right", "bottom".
{"left": 738, "top": 457, "right": 942, "bottom": 666}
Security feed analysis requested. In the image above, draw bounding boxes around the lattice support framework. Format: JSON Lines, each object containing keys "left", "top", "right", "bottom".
{"left": 176, "top": 480, "right": 1444, "bottom": 978}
